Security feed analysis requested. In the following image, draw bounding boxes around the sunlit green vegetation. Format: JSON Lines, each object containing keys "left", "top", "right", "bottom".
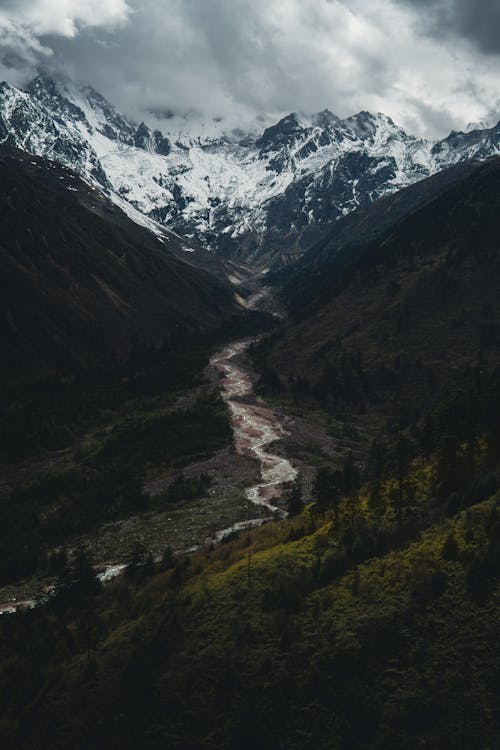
{"left": 2, "top": 350, "right": 500, "bottom": 747}
{"left": 1, "top": 441, "right": 499, "bottom": 748}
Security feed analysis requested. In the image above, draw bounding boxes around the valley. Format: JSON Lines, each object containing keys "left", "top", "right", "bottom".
{"left": 1, "top": 273, "right": 368, "bottom": 614}
{"left": 1, "top": 68, "right": 500, "bottom": 750}
{"left": 0, "top": 286, "right": 304, "bottom": 613}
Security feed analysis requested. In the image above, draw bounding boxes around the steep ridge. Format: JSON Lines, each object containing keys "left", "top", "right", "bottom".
{"left": 277, "top": 158, "right": 483, "bottom": 306}
{"left": 1, "top": 73, "right": 500, "bottom": 267}
{"left": 264, "top": 156, "right": 500, "bottom": 421}
{"left": 0, "top": 147, "right": 240, "bottom": 385}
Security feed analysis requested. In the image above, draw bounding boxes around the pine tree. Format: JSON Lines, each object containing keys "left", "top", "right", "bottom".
{"left": 313, "top": 466, "right": 342, "bottom": 520}
{"left": 286, "top": 478, "right": 304, "bottom": 517}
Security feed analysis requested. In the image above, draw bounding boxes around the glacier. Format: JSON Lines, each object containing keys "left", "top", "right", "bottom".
{"left": 1, "top": 73, "right": 499, "bottom": 269}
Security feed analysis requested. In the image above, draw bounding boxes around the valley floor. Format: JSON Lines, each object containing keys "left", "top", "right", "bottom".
{"left": 1, "top": 288, "right": 348, "bottom": 613}
{"left": 2, "top": 276, "right": 499, "bottom": 748}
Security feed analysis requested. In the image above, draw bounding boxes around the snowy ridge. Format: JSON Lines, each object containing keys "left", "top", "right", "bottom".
{"left": 1, "top": 73, "right": 499, "bottom": 267}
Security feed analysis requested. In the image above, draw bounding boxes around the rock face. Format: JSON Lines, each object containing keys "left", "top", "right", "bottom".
{"left": 1, "top": 73, "right": 500, "bottom": 269}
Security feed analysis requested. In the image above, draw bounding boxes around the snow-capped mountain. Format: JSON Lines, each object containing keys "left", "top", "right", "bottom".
{"left": 1, "top": 73, "right": 500, "bottom": 269}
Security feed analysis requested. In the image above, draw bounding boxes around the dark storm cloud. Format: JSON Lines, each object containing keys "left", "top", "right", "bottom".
{"left": 42, "top": 0, "right": 400, "bottom": 129}
{"left": 0, "top": 0, "right": 499, "bottom": 137}
{"left": 398, "top": 0, "right": 500, "bottom": 55}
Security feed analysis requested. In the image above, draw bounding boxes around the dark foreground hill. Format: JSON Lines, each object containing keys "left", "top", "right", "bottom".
{"left": 0, "top": 148, "right": 239, "bottom": 385}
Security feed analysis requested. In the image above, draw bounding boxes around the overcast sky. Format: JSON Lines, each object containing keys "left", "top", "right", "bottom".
{"left": 0, "top": 0, "right": 499, "bottom": 138}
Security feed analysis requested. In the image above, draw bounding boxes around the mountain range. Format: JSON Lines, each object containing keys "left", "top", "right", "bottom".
{"left": 1, "top": 73, "right": 500, "bottom": 270}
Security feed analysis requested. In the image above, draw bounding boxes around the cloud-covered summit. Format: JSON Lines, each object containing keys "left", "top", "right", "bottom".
{"left": 0, "top": 0, "right": 499, "bottom": 139}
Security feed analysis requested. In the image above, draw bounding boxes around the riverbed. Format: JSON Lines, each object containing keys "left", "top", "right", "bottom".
{"left": 211, "top": 339, "right": 297, "bottom": 518}
{"left": 0, "top": 297, "right": 297, "bottom": 614}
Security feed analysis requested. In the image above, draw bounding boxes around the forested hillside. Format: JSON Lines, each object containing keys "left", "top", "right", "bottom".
{"left": 264, "top": 157, "right": 500, "bottom": 426}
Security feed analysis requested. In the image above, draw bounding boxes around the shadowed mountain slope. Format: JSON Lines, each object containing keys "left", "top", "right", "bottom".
{"left": 0, "top": 148, "right": 240, "bottom": 385}
{"left": 265, "top": 156, "right": 500, "bottom": 422}
{"left": 277, "top": 158, "right": 483, "bottom": 305}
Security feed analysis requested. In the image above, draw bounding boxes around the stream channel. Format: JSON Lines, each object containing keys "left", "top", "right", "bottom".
{"left": 0, "top": 289, "right": 297, "bottom": 613}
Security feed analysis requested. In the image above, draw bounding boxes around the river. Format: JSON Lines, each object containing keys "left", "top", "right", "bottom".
{"left": 0, "top": 291, "right": 297, "bottom": 613}
{"left": 210, "top": 337, "right": 297, "bottom": 521}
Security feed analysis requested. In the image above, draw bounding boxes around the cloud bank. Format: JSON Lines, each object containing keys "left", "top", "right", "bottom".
{"left": 0, "top": 0, "right": 499, "bottom": 138}
{"left": 0, "top": 0, "right": 130, "bottom": 83}
{"left": 396, "top": 0, "right": 500, "bottom": 55}
{"left": 0, "top": 0, "right": 130, "bottom": 37}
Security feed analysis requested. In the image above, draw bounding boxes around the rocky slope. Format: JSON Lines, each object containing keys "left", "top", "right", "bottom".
{"left": 1, "top": 73, "right": 500, "bottom": 268}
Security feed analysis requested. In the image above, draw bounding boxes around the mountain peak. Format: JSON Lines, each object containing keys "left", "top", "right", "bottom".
{"left": 26, "top": 72, "right": 62, "bottom": 99}
{"left": 465, "top": 117, "right": 499, "bottom": 133}
{"left": 133, "top": 121, "right": 171, "bottom": 155}
{"left": 257, "top": 112, "right": 306, "bottom": 152}
{"left": 312, "top": 109, "right": 340, "bottom": 129}
{"left": 340, "top": 110, "right": 405, "bottom": 142}
{"left": 136, "top": 121, "right": 151, "bottom": 136}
